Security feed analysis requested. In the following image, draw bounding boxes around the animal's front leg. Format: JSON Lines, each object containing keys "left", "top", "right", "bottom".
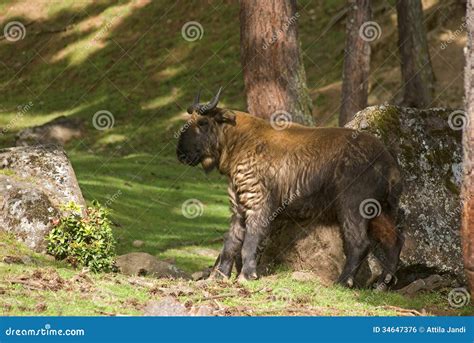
{"left": 238, "top": 208, "right": 272, "bottom": 281}
{"left": 210, "top": 212, "right": 245, "bottom": 279}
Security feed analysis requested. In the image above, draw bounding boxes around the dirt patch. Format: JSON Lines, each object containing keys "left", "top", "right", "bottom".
{"left": 7, "top": 268, "right": 94, "bottom": 293}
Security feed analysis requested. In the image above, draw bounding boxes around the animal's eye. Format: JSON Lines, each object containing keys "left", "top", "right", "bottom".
{"left": 197, "top": 120, "right": 209, "bottom": 127}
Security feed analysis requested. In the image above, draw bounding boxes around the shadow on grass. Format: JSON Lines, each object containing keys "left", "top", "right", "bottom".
{"left": 0, "top": 0, "right": 246, "bottom": 271}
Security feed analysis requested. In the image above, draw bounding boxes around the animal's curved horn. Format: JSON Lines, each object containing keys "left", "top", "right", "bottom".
{"left": 187, "top": 89, "right": 201, "bottom": 114}
{"left": 205, "top": 87, "right": 222, "bottom": 112}
{"left": 194, "top": 89, "right": 201, "bottom": 105}
{"left": 188, "top": 87, "right": 222, "bottom": 115}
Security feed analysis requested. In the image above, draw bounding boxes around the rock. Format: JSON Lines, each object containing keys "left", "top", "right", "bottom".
{"left": 2, "top": 256, "right": 24, "bottom": 264}
{"left": 398, "top": 274, "right": 452, "bottom": 297}
{"left": 15, "top": 116, "right": 85, "bottom": 146}
{"left": 347, "top": 106, "right": 464, "bottom": 282}
{"left": 260, "top": 225, "right": 372, "bottom": 287}
{"left": 2, "top": 255, "right": 36, "bottom": 265}
{"left": 132, "top": 240, "right": 144, "bottom": 248}
{"left": 261, "top": 105, "right": 464, "bottom": 285}
{"left": 188, "top": 305, "right": 215, "bottom": 316}
{"left": 144, "top": 297, "right": 217, "bottom": 316}
{"left": 191, "top": 268, "right": 212, "bottom": 281}
{"left": 116, "top": 252, "right": 190, "bottom": 279}
{"left": 143, "top": 297, "right": 188, "bottom": 316}
{"left": 0, "top": 145, "right": 85, "bottom": 252}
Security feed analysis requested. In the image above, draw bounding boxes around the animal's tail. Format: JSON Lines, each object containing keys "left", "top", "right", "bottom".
{"left": 368, "top": 167, "right": 404, "bottom": 249}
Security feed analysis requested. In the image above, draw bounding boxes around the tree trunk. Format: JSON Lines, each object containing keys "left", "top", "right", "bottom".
{"left": 396, "top": 0, "right": 435, "bottom": 108}
{"left": 239, "top": 0, "right": 313, "bottom": 125}
{"left": 339, "top": 0, "right": 371, "bottom": 127}
{"left": 463, "top": 0, "right": 474, "bottom": 298}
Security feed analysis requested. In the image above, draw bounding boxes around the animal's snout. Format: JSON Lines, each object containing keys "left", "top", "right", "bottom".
{"left": 176, "top": 144, "right": 201, "bottom": 166}
{"left": 177, "top": 151, "right": 187, "bottom": 163}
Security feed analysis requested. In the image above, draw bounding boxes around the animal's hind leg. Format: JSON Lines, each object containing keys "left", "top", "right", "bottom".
{"left": 337, "top": 211, "right": 371, "bottom": 288}
{"left": 369, "top": 213, "right": 404, "bottom": 291}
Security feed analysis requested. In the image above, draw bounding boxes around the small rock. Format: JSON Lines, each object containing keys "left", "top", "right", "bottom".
{"left": 116, "top": 252, "right": 190, "bottom": 279}
{"left": 191, "top": 268, "right": 212, "bottom": 281}
{"left": 132, "top": 240, "right": 144, "bottom": 248}
{"left": 189, "top": 305, "right": 215, "bottom": 316}
{"left": 398, "top": 274, "right": 451, "bottom": 296}
{"left": 2, "top": 256, "right": 24, "bottom": 264}
{"left": 143, "top": 297, "right": 188, "bottom": 316}
{"left": 398, "top": 279, "right": 426, "bottom": 297}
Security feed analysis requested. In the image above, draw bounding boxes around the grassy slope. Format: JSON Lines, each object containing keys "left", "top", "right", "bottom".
{"left": 0, "top": 0, "right": 471, "bottom": 315}
{"left": 2, "top": 231, "right": 470, "bottom": 316}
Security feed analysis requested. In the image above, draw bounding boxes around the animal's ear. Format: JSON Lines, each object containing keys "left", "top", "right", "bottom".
{"left": 215, "top": 110, "right": 236, "bottom": 126}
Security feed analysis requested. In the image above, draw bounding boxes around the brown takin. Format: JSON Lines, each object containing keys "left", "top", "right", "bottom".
{"left": 177, "top": 88, "right": 404, "bottom": 290}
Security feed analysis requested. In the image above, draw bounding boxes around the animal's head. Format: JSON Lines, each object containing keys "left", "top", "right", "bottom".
{"left": 176, "top": 87, "right": 236, "bottom": 172}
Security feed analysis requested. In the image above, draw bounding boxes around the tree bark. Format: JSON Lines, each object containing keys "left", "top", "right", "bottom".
{"left": 396, "top": 0, "right": 435, "bottom": 108}
{"left": 463, "top": 1, "right": 474, "bottom": 298}
{"left": 239, "top": 0, "right": 313, "bottom": 125}
{"left": 339, "top": 0, "right": 371, "bottom": 127}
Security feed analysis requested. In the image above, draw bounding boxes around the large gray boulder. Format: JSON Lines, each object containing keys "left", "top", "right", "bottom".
{"left": 261, "top": 105, "right": 464, "bottom": 286}
{"left": 0, "top": 145, "right": 85, "bottom": 252}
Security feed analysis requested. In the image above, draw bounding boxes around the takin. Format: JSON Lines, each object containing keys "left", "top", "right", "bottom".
{"left": 176, "top": 88, "right": 404, "bottom": 290}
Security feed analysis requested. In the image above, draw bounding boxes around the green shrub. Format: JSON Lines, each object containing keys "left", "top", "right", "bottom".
{"left": 46, "top": 201, "right": 116, "bottom": 272}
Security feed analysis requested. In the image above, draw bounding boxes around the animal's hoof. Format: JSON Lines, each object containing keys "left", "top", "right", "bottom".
{"left": 374, "top": 282, "right": 388, "bottom": 292}
{"left": 337, "top": 276, "right": 354, "bottom": 288}
{"left": 237, "top": 271, "right": 258, "bottom": 283}
{"left": 373, "top": 273, "right": 396, "bottom": 291}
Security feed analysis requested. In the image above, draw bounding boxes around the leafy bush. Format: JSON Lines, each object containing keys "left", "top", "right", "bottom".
{"left": 46, "top": 201, "right": 116, "bottom": 272}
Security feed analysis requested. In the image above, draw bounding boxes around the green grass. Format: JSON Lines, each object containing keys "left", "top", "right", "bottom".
{"left": 1, "top": 231, "right": 472, "bottom": 316}
{"left": 0, "top": 0, "right": 471, "bottom": 316}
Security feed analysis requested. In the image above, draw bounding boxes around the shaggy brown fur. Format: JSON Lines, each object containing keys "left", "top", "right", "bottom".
{"left": 177, "top": 107, "right": 404, "bottom": 289}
